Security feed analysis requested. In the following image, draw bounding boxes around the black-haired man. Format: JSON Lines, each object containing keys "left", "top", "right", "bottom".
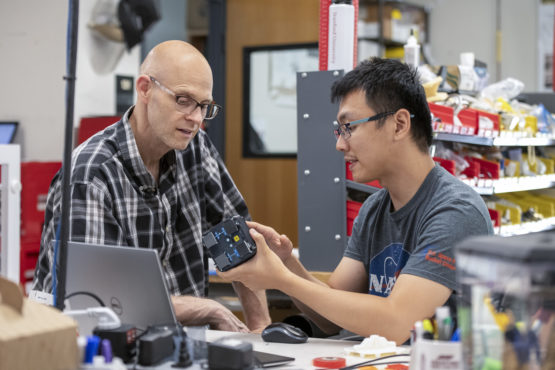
{"left": 219, "top": 58, "right": 493, "bottom": 343}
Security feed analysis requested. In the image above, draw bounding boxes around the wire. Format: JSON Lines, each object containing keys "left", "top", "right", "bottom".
{"left": 65, "top": 291, "right": 106, "bottom": 307}
{"left": 339, "top": 353, "right": 410, "bottom": 370}
{"left": 51, "top": 220, "right": 62, "bottom": 307}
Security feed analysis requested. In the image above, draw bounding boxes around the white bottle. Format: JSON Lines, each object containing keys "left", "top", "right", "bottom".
{"left": 328, "top": 0, "right": 355, "bottom": 72}
{"left": 404, "top": 29, "right": 420, "bottom": 69}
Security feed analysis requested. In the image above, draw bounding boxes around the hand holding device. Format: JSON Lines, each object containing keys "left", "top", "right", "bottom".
{"left": 203, "top": 216, "right": 257, "bottom": 272}
{"left": 246, "top": 221, "right": 293, "bottom": 263}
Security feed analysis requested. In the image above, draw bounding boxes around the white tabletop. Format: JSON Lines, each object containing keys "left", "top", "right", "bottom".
{"left": 206, "top": 330, "right": 410, "bottom": 369}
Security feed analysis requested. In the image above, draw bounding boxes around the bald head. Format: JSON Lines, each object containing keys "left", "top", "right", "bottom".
{"left": 140, "top": 40, "right": 213, "bottom": 92}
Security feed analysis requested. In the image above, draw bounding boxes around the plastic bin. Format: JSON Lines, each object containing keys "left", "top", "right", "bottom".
{"left": 455, "top": 233, "right": 555, "bottom": 370}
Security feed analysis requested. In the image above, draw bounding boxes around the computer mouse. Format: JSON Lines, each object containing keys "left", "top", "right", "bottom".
{"left": 261, "top": 322, "right": 308, "bottom": 344}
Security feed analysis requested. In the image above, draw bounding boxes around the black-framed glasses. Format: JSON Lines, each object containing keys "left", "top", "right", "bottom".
{"left": 149, "top": 76, "right": 222, "bottom": 120}
{"left": 333, "top": 111, "right": 396, "bottom": 140}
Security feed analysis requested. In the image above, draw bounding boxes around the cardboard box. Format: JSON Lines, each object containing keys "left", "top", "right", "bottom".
{"left": 0, "top": 277, "right": 79, "bottom": 370}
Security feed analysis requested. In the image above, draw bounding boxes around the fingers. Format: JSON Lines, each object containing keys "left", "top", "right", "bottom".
{"left": 249, "top": 228, "right": 267, "bottom": 248}
{"left": 280, "top": 234, "right": 293, "bottom": 248}
{"left": 210, "top": 303, "right": 249, "bottom": 332}
{"left": 246, "top": 221, "right": 281, "bottom": 246}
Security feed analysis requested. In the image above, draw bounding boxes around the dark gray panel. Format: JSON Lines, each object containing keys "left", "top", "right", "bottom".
{"left": 297, "top": 70, "right": 346, "bottom": 271}
{"left": 517, "top": 92, "right": 555, "bottom": 113}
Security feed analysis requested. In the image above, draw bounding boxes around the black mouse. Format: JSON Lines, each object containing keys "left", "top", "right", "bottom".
{"left": 261, "top": 322, "right": 308, "bottom": 344}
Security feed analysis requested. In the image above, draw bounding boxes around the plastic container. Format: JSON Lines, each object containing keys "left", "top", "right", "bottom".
{"left": 455, "top": 233, "right": 555, "bottom": 370}
{"left": 328, "top": 0, "right": 355, "bottom": 72}
{"left": 403, "top": 29, "right": 419, "bottom": 68}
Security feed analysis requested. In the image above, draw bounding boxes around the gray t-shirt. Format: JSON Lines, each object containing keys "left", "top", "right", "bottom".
{"left": 345, "top": 165, "right": 493, "bottom": 296}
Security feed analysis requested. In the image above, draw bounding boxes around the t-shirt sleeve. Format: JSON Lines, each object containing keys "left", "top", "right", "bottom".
{"left": 401, "top": 199, "right": 493, "bottom": 291}
{"left": 343, "top": 195, "right": 380, "bottom": 265}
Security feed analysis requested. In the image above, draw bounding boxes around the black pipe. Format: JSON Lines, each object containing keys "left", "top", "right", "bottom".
{"left": 56, "top": 0, "right": 79, "bottom": 311}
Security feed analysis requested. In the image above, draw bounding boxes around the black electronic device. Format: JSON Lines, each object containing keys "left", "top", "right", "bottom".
{"left": 202, "top": 216, "right": 257, "bottom": 272}
{"left": 138, "top": 327, "right": 175, "bottom": 366}
{"left": 208, "top": 338, "right": 254, "bottom": 370}
{"left": 93, "top": 324, "right": 137, "bottom": 363}
{"left": 261, "top": 322, "right": 308, "bottom": 344}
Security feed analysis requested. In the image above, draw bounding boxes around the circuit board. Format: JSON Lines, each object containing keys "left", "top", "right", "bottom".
{"left": 202, "top": 216, "right": 257, "bottom": 272}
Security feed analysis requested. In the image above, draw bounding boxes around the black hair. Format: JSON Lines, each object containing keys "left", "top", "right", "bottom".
{"left": 331, "top": 57, "right": 432, "bottom": 152}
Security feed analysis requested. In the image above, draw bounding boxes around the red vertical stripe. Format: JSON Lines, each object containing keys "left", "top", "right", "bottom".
{"left": 319, "top": 0, "right": 331, "bottom": 71}
{"left": 319, "top": 0, "right": 358, "bottom": 71}
{"left": 353, "top": 0, "right": 358, "bottom": 68}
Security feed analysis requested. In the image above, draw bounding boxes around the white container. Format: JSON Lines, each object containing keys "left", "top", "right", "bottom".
{"left": 328, "top": 0, "right": 355, "bottom": 72}
{"left": 404, "top": 29, "right": 420, "bottom": 68}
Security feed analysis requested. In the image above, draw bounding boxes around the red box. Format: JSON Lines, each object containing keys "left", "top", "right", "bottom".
{"left": 347, "top": 200, "right": 363, "bottom": 236}
{"left": 488, "top": 208, "right": 501, "bottom": 227}
{"left": 462, "top": 157, "right": 480, "bottom": 179}
{"left": 77, "top": 116, "right": 120, "bottom": 145}
{"left": 21, "top": 162, "right": 62, "bottom": 242}
{"left": 457, "top": 108, "right": 479, "bottom": 136}
{"left": 433, "top": 157, "right": 456, "bottom": 176}
{"left": 476, "top": 110, "right": 500, "bottom": 137}
{"left": 467, "top": 157, "right": 500, "bottom": 179}
{"left": 429, "top": 103, "right": 454, "bottom": 133}
{"left": 20, "top": 247, "right": 39, "bottom": 287}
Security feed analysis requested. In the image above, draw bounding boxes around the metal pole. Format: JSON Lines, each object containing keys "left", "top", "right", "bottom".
{"left": 56, "top": 0, "right": 79, "bottom": 311}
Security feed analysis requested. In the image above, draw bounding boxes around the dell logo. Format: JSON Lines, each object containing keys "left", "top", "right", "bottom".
{"left": 110, "top": 297, "right": 123, "bottom": 315}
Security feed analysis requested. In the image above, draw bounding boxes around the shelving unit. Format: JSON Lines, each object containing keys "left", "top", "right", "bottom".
{"left": 297, "top": 72, "right": 555, "bottom": 268}
{"left": 434, "top": 133, "right": 555, "bottom": 147}
{"left": 358, "top": 0, "right": 428, "bottom": 58}
{"left": 433, "top": 131, "right": 555, "bottom": 236}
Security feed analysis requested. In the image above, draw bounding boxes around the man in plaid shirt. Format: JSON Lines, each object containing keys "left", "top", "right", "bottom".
{"left": 32, "top": 40, "right": 270, "bottom": 332}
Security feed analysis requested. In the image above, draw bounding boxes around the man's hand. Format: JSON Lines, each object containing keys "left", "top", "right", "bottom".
{"left": 246, "top": 221, "right": 293, "bottom": 263}
{"left": 218, "top": 228, "right": 291, "bottom": 292}
{"left": 171, "top": 295, "right": 249, "bottom": 332}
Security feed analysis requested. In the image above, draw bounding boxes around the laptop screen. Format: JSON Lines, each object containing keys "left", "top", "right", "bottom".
{"left": 66, "top": 242, "right": 177, "bottom": 332}
{"left": 0, "top": 122, "right": 18, "bottom": 144}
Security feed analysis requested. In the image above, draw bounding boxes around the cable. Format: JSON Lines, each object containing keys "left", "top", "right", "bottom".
{"left": 65, "top": 291, "right": 106, "bottom": 307}
{"left": 338, "top": 353, "right": 410, "bottom": 370}
{"left": 51, "top": 219, "right": 62, "bottom": 307}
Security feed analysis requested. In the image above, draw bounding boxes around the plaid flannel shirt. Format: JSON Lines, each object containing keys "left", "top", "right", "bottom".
{"left": 32, "top": 107, "right": 249, "bottom": 296}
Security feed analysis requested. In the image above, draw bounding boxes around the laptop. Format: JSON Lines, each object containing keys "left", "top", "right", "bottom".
{"left": 66, "top": 242, "right": 177, "bottom": 331}
{"left": 253, "top": 351, "right": 295, "bottom": 368}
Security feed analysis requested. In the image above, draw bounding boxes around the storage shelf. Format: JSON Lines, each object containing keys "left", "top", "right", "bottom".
{"left": 434, "top": 132, "right": 555, "bottom": 147}
{"left": 346, "top": 180, "right": 380, "bottom": 194}
{"left": 358, "top": 37, "right": 404, "bottom": 47}
{"left": 495, "top": 217, "right": 555, "bottom": 236}
{"left": 464, "top": 175, "right": 555, "bottom": 195}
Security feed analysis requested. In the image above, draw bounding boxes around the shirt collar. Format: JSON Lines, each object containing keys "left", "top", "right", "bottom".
{"left": 118, "top": 106, "right": 177, "bottom": 189}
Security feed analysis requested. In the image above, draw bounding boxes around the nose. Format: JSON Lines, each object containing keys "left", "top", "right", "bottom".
{"left": 335, "top": 135, "right": 348, "bottom": 152}
{"left": 185, "top": 104, "right": 204, "bottom": 123}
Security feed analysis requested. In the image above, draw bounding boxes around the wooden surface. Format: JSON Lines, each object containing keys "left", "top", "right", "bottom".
{"left": 225, "top": 0, "right": 320, "bottom": 246}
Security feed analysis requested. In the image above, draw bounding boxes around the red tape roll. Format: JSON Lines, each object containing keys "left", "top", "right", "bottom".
{"left": 312, "top": 356, "right": 347, "bottom": 369}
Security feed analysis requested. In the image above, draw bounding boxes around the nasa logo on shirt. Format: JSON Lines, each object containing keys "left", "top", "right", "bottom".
{"left": 368, "top": 243, "right": 410, "bottom": 297}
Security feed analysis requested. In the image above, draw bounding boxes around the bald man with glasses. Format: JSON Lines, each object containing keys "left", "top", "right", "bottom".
{"left": 219, "top": 58, "right": 493, "bottom": 343}
{"left": 33, "top": 40, "right": 271, "bottom": 333}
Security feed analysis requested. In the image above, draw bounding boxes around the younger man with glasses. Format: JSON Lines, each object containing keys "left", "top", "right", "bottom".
{"left": 219, "top": 57, "right": 493, "bottom": 343}
{"left": 33, "top": 40, "right": 271, "bottom": 333}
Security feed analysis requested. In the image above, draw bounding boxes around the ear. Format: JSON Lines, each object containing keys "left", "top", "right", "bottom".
{"left": 392, "top": 109, "right": 412, "bottom": 142}
{"left": 136, "top": 74, "right": 151, "bottom": 104}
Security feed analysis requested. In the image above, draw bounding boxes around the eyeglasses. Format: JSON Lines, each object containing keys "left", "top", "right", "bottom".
{"left": 149, "top": 76, "right": 222, "bottom": 120}
{"left": 333, "top": 111, "right": 396, "bottom": 140}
